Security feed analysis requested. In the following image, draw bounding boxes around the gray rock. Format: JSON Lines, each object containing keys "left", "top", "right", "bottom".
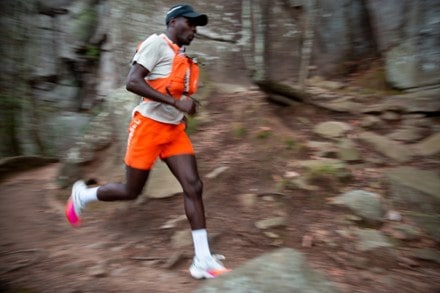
{"left": 337, "top": 140, "right": 361, "bottom": 162}
{"left": 385, "top": 210, "right": 402, "bottom": 221}
{"left": 381, "top": 111, "right": 400, "bottom": 121}
{"left": 290, "top": 177, "right": 320, "bottom": 191}
{"left": 314, "top": 100, "right": 364, "bottom": 114}
{"left": 407, "top": 213, "right": 440, "bottom": 242}
{"left": 386, "top": 40, "right": 418, "bottom": 89}
{"left": 160, "top": 214, "right": 187, "bottom": 229}
{"left": 238, "top": 193, "right": 257, "bottom": 208}
{"left": 62, "top": 112, "right": 113, "bottom": 165}
{"left": 145, "top": 160, "right": 182, "bottom": 199}
{"left": 360, "top": 115, "right": 382, "bottom": 129}
{"left": 412, "top": 248, "right": 440, "bottom": 264}
{"left": 314, "top": 121, "right": 352, "bottom": 140}
{"left": 362, "top": 89, "right": 440, "bottom": 114}
{"left": 171, "top": 230, "right": 192, "bottom": 249}
{"left": 387, "top": 223, "right": 422, "bottom": 241}
{"left": 331, "top": 190, "right": 385, "bottom": 225}
{"left": 205, "top": 166, "right": 230, "bottom": 179}
{"left": 88, "top": 263, "right": 108, "bottom": 278}
{"left": 297, "top": 158, "right": 346, "bottom": 172}
{"left": 366, "top": 0, "right": 406, "bottom": 51}
{"left": 402, "top": 114, "right": 432, "bottom": 128}
{"left": 296, "top": 158, "right": 352, "bottom": 182}
{"left": 412, "top": 132, "right": 440, "bottom": 156}
{"left": 4, "top": 0, "right": 440, "bottom": 160}
{"left": 386, "top": 167, "right": 440, "bottom": 214}
{"left": 358, "top": 132, "right": 413, "bottom": 163}
{"left": 354, "top": 228, "right": 394, "bottom": 252}
{"left": 195, "top": 248, "right": 341, "bottom": 293}
{"left": 255, "top": 217, "right": 286, "bottom": 230}
{"left": 306, "top": 141, "right": 337, "bottom": 157}
{"left": 385, "top": 15, "right": 440, "bottom": 89}
{"left": 387, "top": 125, "right": 427, "bottom": 142}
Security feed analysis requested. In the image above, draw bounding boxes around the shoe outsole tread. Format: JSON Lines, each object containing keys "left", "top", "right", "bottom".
{"left": 65, "top": 180, "right": 85, "bottom": 227}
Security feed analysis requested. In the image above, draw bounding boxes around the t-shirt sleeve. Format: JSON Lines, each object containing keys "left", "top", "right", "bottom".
{"left": 132, "top": 34, "right": 161, "bottom": 72}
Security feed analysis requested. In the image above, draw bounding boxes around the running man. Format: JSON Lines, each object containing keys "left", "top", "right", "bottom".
{"left": 65, "top": 4, "right": 230, "bottom": 279}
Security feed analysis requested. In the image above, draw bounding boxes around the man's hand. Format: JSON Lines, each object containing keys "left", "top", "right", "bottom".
{"left": 174, "top": 98, "right": 198, "bottom": 116}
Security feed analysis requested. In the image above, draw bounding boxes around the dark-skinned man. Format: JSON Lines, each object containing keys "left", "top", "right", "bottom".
{"left": 65, "top": 4, "right": 230, "bottom": 279}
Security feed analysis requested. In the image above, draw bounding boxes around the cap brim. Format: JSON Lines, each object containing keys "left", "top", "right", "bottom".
{"left": 182, "top": 12, "right": 208, "bottom": 26}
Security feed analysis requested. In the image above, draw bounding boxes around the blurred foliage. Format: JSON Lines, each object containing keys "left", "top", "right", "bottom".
{"left": 284, "top": 137, "right": 297, "bottom": 150}
{"left": 232, "top": 123, "right": 247, "bottom": 139}
{"left": 256, "top": 128, "right": 272, "bottom": 139}
{"left": 85, "top": 44, "right": 101, "bottom": 60}
{"left": 0, "top": 95, "right": 22, "bottom": 156}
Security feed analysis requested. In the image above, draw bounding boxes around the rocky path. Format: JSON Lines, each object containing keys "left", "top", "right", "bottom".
{"left": 0, "top": 165, "right": 202, "bottom": 293}
{"left": 1, "top": 88, "right": 439, "bottom": 292}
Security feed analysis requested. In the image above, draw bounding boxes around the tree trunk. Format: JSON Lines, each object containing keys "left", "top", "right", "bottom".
{"left": 298, "top": 0, "right": 317, "bottom": 90}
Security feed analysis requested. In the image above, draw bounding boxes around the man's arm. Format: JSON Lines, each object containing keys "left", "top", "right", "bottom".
{"left": 125, "top": 63, "right": 197, "bottom": 115}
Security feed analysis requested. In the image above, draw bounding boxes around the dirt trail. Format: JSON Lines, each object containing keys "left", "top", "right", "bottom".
{"left": 1, "top": 92, "right": 439, "bottom": 293}
{"left": 0, "top": 165, "right": 206, "bottom": 293}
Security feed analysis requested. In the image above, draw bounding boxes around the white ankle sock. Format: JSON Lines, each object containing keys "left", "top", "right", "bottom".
{"left": 191, "top": 229, "right": 211, "bottom": 259}
{"left": 81, "top": 186, "right": 99, "bottom": 205}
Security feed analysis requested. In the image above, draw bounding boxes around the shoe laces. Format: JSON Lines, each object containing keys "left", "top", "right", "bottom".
{"left": 212, "top": 254, "right": 226, "bottom": 262}
{"left": 73, "top": 181, "right": 86, "bottom": 214}
{"left": 202, "top": 254, "right": 226, "bottom": 270}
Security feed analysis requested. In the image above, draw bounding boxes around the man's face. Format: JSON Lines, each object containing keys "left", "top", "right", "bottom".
{"left": 171, "top": 17, "right": 197, "bottom": 46}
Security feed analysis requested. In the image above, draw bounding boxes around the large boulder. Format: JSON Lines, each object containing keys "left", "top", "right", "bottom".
{"left": 385, "top": 167, "right": 440, "bottom": 214}
{"left": 367, "top": 0, "right": 440, "bottom": 89}
{"left": 195, "top": 248, "right": 340, "bottom": 293}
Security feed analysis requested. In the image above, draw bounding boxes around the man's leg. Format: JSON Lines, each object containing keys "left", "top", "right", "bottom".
{"left": 65, "top": 165, "right": 150, "bottom": 226}
{"left": 164, "top": 154, "right": 205, "bottom": 229}
{"left": 97, "top": 165, "right": 150, "bottom": 201}
{"left": 164, "top": 154, "right": 230, "bottom": 279}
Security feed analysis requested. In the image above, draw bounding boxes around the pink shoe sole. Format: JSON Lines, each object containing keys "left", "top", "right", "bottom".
{"left": 208, "top": 268, "right": 232, "bottom": 278}
{"left": 65, "top": 197, "right": 80, "bottom": 227}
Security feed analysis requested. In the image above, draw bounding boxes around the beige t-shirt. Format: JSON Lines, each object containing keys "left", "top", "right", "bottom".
{"left": 131, "top": 33, "right": 185, "bottom": 124}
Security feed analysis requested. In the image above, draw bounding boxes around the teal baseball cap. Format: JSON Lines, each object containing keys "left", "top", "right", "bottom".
{"left": 165, "top": 4, "right": 208, "bottom": 26}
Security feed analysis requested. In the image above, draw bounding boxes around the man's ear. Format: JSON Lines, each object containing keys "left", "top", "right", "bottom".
{"left": 168, "top": 18, "right": 176, "bottom": 27}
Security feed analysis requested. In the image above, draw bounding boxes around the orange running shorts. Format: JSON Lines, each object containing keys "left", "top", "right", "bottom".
{"left": 124, "top": 112, "right": 194, "bottom": 170}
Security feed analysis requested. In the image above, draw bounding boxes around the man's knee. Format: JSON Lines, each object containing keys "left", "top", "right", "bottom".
{"left": 183, "top": 177, "right": 203, "bottom": 197}
{"left": 125, "top": 186, "right": 143, "bottom": 200}
{"left": 125, "top": 192, "right": 141, "bottom": 200}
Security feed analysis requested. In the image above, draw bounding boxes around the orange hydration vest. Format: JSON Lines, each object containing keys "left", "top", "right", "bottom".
{"left": 137, "top": 36, "right": 200, "bottom": 100}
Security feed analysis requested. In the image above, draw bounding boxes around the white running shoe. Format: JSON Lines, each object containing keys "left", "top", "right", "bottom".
{"left": 189, "top": 254, "right": 231, "bottom": 279}
{"left": 65, "top": 180, "right": 87, "bottom": 227}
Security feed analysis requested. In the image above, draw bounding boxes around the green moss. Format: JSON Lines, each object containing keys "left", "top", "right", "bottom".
{"left": 284, "top": 137, "right": 297, "bottom": 150}
{"left": 307, "top": 164, "right": 339, "bottom": 177}
{"left": 256, "top": 129, "right": 272, "bottom": 139}
{"left": 232, "top": 123, "right": 247, "bottom": 138}
{"left": 85, "top": 44, "right": 100, "bottom": 60}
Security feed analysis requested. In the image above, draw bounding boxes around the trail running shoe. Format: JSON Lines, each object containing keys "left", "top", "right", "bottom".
{"left": 65, "top": 180, "right": 87, "bottom": 227}
{"left": 189, "top": 254, "right": 231, "bottom": 279}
